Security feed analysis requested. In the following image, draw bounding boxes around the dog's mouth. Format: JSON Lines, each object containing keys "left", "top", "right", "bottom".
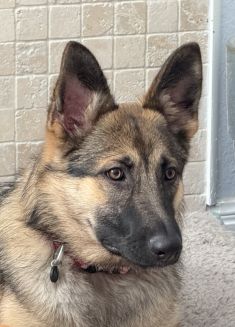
{"left": 70, "top": 248, "right": 130, "bottom": 275}
{"left": 67, "top": 248, "right": 176, "bottom": 276}
{"left": 51, "top": 241, "right": 131, "bottom": 275}
{"left": 100, "top": 241, "right": 181, "bottom": 270}
{"left": 51, "top": 238, "right": 179, "bottom": 278}
{"left": 74, "top": 261, "right": 131, "bottom": 275}
{"left": 50, "top": 241, "right": 131, "bottom": 283}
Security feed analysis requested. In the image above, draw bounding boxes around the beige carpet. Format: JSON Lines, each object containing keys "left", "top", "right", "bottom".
{"left": 181, "top": 209, "right": 235, "bottom": 326}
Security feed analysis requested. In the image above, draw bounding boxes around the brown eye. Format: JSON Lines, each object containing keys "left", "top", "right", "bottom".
{"left": 165, "top": 167, "right": 177, "bottom": 181}
{"left": 107, "top": 168, "right": 125, "bottom": 181}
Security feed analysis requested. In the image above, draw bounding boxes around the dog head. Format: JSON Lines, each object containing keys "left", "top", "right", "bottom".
{"left": 33, "top": 42, "right": 202, "bottom": 270}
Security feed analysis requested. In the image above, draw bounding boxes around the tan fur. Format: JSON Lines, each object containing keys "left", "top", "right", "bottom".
{"left": 0, "top": 106, "right": 182, "bottom": 327}
{"left": 0, "top": 195, "right": 181, "bottom": 327}
{"left": 173, "top": 181, "right": 184, "bottom": 211}
{"left": 0, "top": 42, "right": 202, "bottom": 327}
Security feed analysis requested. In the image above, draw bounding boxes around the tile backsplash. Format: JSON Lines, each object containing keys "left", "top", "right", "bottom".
{"left": 0, "top": 0, "right": 208, "bottom": 210}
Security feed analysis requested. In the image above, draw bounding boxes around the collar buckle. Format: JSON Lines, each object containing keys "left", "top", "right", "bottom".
{"left": 50, "top": 242, "right": 64, "bottom": 283}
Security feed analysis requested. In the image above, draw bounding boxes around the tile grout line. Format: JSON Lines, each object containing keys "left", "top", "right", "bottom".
{"left": 0, "top": 0, "right": 209, "bottom": 194}
{"left": 47, "top": 0, "right": 50, "bottom": 107}
{"left": 14, "top": 3, "right": 17, "bottom": 176}
{"left": 178, "top": 0, "right": 181, "bottom": 46}
{"left": 80, "top": 1, "right": 83, "bottom": 44}
{"left": 112, "top": 0, "right": 115, "bottom": 93}
{"left": 0, "top": 61, "right": 209, "bottom": 80}
{"left": 144, "top": 0, "right": 147, "bottom": 92}
{"left": 3, "top": 30, "right": 208, "bottom": 44}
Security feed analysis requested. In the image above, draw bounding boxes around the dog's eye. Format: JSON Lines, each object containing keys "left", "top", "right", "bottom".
{"left": 106, "top": 168, "right": 125, "bottom": 181}
{"left": 165, "top": 167, "right": 177, "bottom": 181}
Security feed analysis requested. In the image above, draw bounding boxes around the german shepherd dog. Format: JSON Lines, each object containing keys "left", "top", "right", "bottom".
{"left": 0, "top": 41, "right": 202, "bottom": 327}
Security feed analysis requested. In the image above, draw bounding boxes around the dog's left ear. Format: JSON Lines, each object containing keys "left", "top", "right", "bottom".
{"left": 143, "top": 42, "right": 202, "bottom": 139}
{"left": 48, "top": 41, "right": 116, "bottom": 138}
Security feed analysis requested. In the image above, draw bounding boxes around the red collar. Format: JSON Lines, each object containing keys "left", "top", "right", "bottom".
{"left": 52, "top": 241, "right": 130, "bottom": 274}
{"left": 52, "top": 241, "right": 88, "bottom": 270}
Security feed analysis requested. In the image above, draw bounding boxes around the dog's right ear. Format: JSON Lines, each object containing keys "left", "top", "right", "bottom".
{"left": 48, "top": 41, "right": 117, "bottom": 139}
{"left": 143, "top": 42, "right": 202, "bottom": 140}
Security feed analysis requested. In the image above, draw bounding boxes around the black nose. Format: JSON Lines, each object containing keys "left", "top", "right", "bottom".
{"left": 148, "top": 234, "right": 182, "bottom": 264}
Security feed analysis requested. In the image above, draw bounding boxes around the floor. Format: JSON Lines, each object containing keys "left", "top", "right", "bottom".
{"left": 181, "top": 208, "right": 235, "bottom": 327}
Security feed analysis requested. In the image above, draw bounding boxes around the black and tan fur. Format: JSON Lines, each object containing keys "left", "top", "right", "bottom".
{"left": 0, "top": 41, "right": 202, "bottom": 327}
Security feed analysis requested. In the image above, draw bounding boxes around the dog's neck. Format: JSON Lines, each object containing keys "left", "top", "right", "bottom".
{"left": 50, "top": 240, "right": 130, "bottom": 283}
{"left": 25, "top": 203, "right": 131, "bottom": 281}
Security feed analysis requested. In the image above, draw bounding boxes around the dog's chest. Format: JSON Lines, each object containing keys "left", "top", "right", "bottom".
{"left": 0, "top": 236, "right": 180, "bottom": 327}
{"left": 31, "top": 269, "right": 179, "bottom": 327}
{"left": 1, "top": 260, "right": 180, "bottom": 327}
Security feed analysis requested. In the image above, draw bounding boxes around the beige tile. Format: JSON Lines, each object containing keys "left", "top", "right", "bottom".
{"left": 114, "top": 69, "right": 145, "bottom": 102}
{"left": 115, "top": 2, "right": 146, "bottom": 35}
{"left": 148, "top": 0, "right": 178, "bottom": 33}
{"left": 0, "top": 77, "right": 15, "bottom": 109}
{"left": 0, "top": 9, "right": 15, "bottom": 42}
{"left": 180, "top": 0, "right": 208, "bottom": 31}
{"left": 16, "top": 109, "right": 47, "bottom": 142}
{"left": 17, "top": 76, "right": 48, "bottom": 110}
{"left": 147, "top": 34, "right": 178, "bottom": 67}
{"left": 82, "top": 0, "right": 111, "bottom": 2}
{"left": 0, "top": 110, "right": 15, "bottom": 142}
{"left": 49, "top": 41, "right": 68, "bottom": 74}
{"left": 189, "top": 129, "right": 207, "bottom": 162}
{"left": 0, "top": 143, "right": 15, "bottom": 176}
{"left": 179, "top": 31, "right": 208, "bottom": 63}
{"left": 82, "top": 3, "right": 113, "bottom": 37}
{"left": 16, "top": 7, "right": 47, "bottom": 41}
{"left": 49, "top": 0, "right": 80, "bottom": 3}
{"left": 16, "top": 42, "right": 47, "bottom": 74}
{"left": 48, "top": 0, "right": 81, "bottom": 5}
{"left": 17, "top": 0, "right": 47, "bottom": 4}
{"left": 104, "top": 70, "right": 113, "bottom": 92}
{"left": 0, "top": 0, "right": 15, "bottom": 8}
{"left": 0, "top": 43, "right": 15, "bottom": 75}
{"left": 83, "top": 38, "right": 113, "bottom": 70}
{"left": 114, "top": 36, "right": 145, "bottom": 69}
{"left": 0, "top": 175, "right": 15, "bottom": 184}
{"left": 48, "top": 74, "right": 58, "bottom": 100}
{"left": 146, "top": 68, "right": 160, "bottom": 90}
{"left": 198, "top": 96, "right": 207, "bottom": 129}
{"left": 49, "top": 6, "right": 80, "bottom": 39}
{"left": 16, "top": 142, "right": 42, "bottom": 170}
{"left": 202, "top": 64, "right": 208, "bottom": 97}
{"left": 183, "top": 162, "right": 205, "bottom": 195}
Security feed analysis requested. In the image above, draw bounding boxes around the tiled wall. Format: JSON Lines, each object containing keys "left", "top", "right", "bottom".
{"left": 0, "top": 0, "right": 208, "bottom": 209}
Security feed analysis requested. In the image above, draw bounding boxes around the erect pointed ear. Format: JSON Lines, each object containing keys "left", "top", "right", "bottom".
{"left": 48, "top": 41, "right": 117, "bottom": 138}
{"left": 143, "top": 42, "right": 202, "bottom": 139}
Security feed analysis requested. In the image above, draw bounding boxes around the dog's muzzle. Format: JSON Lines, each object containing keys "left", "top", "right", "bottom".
{"left": 102, "top": 231, "right": 182, "bottom": 268}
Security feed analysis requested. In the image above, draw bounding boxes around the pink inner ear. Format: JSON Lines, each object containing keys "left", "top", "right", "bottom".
{"left": 63, "top": 77, "right": 92, "bottom": 133}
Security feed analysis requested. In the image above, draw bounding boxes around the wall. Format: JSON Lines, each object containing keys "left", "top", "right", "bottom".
{"left": 0, "top": 0, "right": 208, "bottom": 213}
{"left": 2, "top": 1, "right": 234, "bottom": 327}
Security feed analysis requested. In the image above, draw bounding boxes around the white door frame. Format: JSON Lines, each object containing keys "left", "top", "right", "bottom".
{"left": 206, "top": 0, "right": 235, "bottom": 230}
